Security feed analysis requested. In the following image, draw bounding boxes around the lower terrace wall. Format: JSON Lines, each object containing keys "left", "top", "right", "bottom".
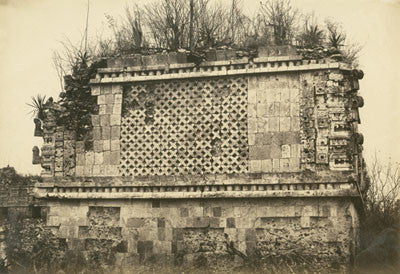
{"left": 45, "top": 196, "right": 359, "bottom": 272}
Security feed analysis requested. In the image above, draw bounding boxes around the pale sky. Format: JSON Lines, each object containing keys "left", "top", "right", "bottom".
{"left": 0, "top": 0, "right": 399, "bottom": 175}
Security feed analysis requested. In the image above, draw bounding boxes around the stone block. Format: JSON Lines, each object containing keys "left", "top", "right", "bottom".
{"left": 94, "top": 152, "right": 103, "bottom": 165}
{"left": 100, "top": 115, "right": 110, "bottom": 127}
{"left": 209, "top": 217, "right": 220, "bottom": 228}
{"left": 227, "top": 218, "right": 236, "bottom": 228}
{"left": 179, "top": 207, "right": 189, "bottom": 218}
{"left": 102, "top": 126, "right": 111, "bottom": 140}
{"left": 93, "top": 127, "right": 101, "bottom": 140}
{"left": 106, "top": 105, "right": 113, "bottom": 114}
{"left": 91, "top": 86, "right": 100, "bottom": 96}
{"left": 103, "top": 140, "right": 111, "bottom": 151}
{"left": 93, "top": 140, "right": 103, "bottom": 152}
{"left": 249, "top": 160, "right": 261, "bottom": 172}
{"left": 279, "top": 117, "right": 291, "bottom": 131}
{"left": 248, "top": 133, "right": 255, "bottom": 146}
{"left": 112, "top": 85, "right": 122, "bottom": 94}
{"left": 289, "top": 157, "right": 300, "bottom": 171}
{"left": 280, "top": 158, "right": 290, "bottom": 172}
{"left": 83, "top": 165, "right": 93, "bottom": 176}
{"left": 216, "top": 50, "right": 227, "bottom": 60}
{"left": 248, "top": 77, "right": 259, "bottom": 90}
{"left": 272, "top": 159, "right": 280, "bottom": 172}
{"left": 248, "top": 88, "right": 257, "bottom": 104}
{"left": 47, "top": 215, "right": 61, "bottom": 226}
{"left": 101, "top": 85, "right": 112, "bottom": 95}
{"left": 273, "top": 89, "right": 281, "bottom": 102}
{"left": 290, "top": 144, "right": 300, "bottom": 158}
{"left": 254, "top": 133, "right": 265, "bottom": 145}
{"left": 270, "top": 145, "right": 281, "bottom": 158}
{"left": 280, "top": 102, "right": 290, "bottom": 116}
{"left": 291, "top": 117, "right": 300, "bottom": 131}
{"left": 281, "top": 144, "right": 291, "bottom": 158}
{"left": 111, "top": 140, "right": 119, "bottom": 151}
{"left": 290, "top": 88, "right": 300, "bottom": 102}
{"left": 248, "top": 118, "right": 257, "bottom": 134}
{"left": 245, "top": 228, "right": 256, "bottom": 242}
{"left": 205, "top": 49, "right": 217, "bottom": 61}
{"left": 273, "top": 102, "right": 281, "bottom": 116}
{"left": 127, "top": 217, "right": 145, "bottom": 228}
{"left": 212, "top": 207, "right": 222, "bottom": 217}
{"left": 248, "top": 103, "right": 256, "bottom": 117}
{"left": 257, "top": 103, "right": 268, "bottom": 117}
{"left": 76, "top": 153, "right": 85, "bottom": 166}
{"left": 281, "top": 89, "right": 290, "bottom": 102}
{"left": 300, "top": 216, "right": 310, "bottom": 228}
{"left": 329, "top": 72, "right": 343, "bottom": 81}
{"left": 92, "top": 165, "right": 101, "bottom": 175}
{"left": 267, "top": 102, "right": 275, "bottom": 116}
{"left": 110, "top": 115, "right": 121, "bottom": 126}
{"left": 99, "top": 105, "right": 107, "bottom": 115}
{"left": 114, "top": 93, "right": 123, "bottom": 103}
{"left": 258, "top": 118, "right": 269, "bottom": 133}
{"left": 105, "top": 94, "right": 114, "bottom": 105}
{"left": 137, "top": 240, "right": 153, "bottom": 254}
{"left": 76, "top": 141, "right": 85, "bottom": 153}
{"left": 268, "top": 117, "right": 279, "bottom": 132}
{"left": 193, "top": 217, "right": 210, "bottom": 228}
{"left": 249, "top": 146, "right": 270, "bottom": 160}
{"left": 257, "top": 89, "right": 268, "bottom": 104}
{"left": 111, "top": 126, "right": 120, "bottom": 140}
{"left": 85, "top": 151, "right": 94, "bottom": 165}
{"left": 110, "top": 151, "right": 120, "bottom": 165}
{"left": 113, "top": 105, "right": 122, "bottom": 115}
{"left": 91, "top": 115, "right": 100, "bottom": 127}
{"left": 104, "top": 165, "right": 119, "bottom": 176}
{"left": 97, "top": 95, "right": 106, "bottom": 105}
{"left": 261, "top": 159, "right": 272, "bottom": 172}
{"left": 103, "top": 151, "right": 110, "bottom": 165}
{"left": 75, "top": 166, "right": 84, "bottom": 176}
{"left": 157, "top": 228, "right": 166, "bottom": 241}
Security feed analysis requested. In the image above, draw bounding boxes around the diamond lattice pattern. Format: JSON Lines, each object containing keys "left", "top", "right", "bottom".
{"left": 120, "top": 76, "right": 248, "bottom": 176}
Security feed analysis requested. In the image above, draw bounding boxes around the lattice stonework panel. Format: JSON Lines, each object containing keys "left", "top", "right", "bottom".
{"left": 120, "top": 76, "right": 249, "bottom": 176}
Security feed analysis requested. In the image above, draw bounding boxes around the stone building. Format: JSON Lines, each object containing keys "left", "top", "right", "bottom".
{"left": 32, "top": 46, "right": 366, "bottom": 271}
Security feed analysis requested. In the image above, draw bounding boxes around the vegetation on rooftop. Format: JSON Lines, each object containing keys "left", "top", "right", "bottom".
{"left": 28, "top": 0, "right": 362, "bottom": 141}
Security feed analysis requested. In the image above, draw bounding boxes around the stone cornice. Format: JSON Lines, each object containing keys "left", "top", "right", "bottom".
{"left": 90, "top": 58, "right": 351, "bottom": 85}
{"left": 34, "top": 171, "right": 360, "bottom": 200}
{"left": 34, "top": 181, "right": 358, "bottom": 200}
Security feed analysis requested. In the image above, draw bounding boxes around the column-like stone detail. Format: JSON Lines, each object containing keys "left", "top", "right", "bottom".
{"left": 75, "top": 84, "right": 122, "bottom": 176}
{"left": 248, "top": 73, "right": 301, "bottom": 173}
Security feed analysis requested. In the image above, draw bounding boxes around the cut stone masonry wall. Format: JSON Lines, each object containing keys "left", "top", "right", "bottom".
{"left": 44, "top": 197, "right": 359, "bottom": 271}
{"left": 32, "top": 45, "right": 365, "bottom": 270}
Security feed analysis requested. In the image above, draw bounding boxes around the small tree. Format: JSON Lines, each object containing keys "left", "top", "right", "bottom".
{"left": 298, "top": 13, "right": 324, "bottom": 48}
{"left": 144, "top": 0, "right": 190, "bottom": 50}
{"left": 259, "top": 0, "right": 298, "bottom": 45}
{"left": 325, "top": 19, "right": 346, "bottom": 49}
{"left": 104, "top": 4, "right": 146, "bottom": 55}
{"left": 195, "top": 0, "right": 230, "bottom": 48}
{"left": 361, "top": 154, "right": 400, "bottom": 247}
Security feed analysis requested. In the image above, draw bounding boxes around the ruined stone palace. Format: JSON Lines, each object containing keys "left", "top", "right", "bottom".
{"left": 32, "top": 46, "right": 366, "bottom": 270}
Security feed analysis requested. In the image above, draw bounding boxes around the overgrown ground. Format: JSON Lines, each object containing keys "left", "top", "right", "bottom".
{"left": 1, "top": 163, "right": 399, "bottom": 273}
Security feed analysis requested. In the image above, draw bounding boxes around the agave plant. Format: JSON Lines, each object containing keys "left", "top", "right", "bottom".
{"left": 300, "top": 23, "right": 324, "bottom": 48}
{"left": 27, "top": 94, "right": 47, "bottom": 120}
{"left": 325, "top": 20, "right": 346, "bottom": 49}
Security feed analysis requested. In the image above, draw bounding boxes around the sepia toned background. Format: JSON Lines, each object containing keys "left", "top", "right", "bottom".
{"left": 0, "top": 0, "right": 399, "bottom": 174}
